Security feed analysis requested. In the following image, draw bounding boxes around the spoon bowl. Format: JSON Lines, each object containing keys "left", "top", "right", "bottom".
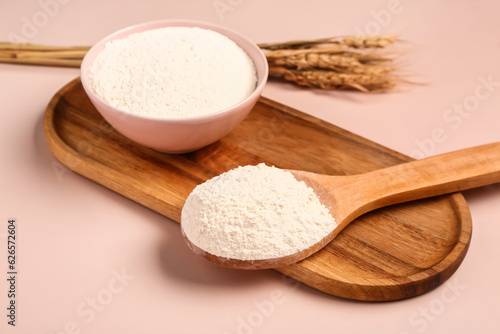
{"left": 182, "top": 142, "right": 500, "bottom": 269}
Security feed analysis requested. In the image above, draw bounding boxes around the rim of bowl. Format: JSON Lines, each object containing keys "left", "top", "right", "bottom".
{"left": 80, "top": 19, "right": 268, "bottom": 124}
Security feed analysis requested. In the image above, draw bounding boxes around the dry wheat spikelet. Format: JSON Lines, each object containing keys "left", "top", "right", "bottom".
{"left": 341, "top": 35, "right": 397, "bottom": 48}
{"left": 267, "top": 52, "right": 393, "bottom": 76}
{"left": 268, "top": 67, "right": 396, "bottom": 92}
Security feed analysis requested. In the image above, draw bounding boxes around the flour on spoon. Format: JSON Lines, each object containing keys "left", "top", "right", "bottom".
{"left": 181, "top": 163, "right": 337, "bottom": 261}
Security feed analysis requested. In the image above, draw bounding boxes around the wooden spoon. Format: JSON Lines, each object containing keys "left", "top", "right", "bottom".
{"left": 182, "top": 142, "right": 500, "bottom": 270}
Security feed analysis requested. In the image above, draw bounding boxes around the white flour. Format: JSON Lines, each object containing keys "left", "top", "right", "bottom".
{"left": 181, "top": 163, "right": 337, "bottom": 261}
{"left": 89, "top": 26, "right": 256, "bottom": 118}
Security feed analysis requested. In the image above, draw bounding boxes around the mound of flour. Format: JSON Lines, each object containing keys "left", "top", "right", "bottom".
{"left": 89, "top": 26, "right": 256, "bottom": 118}
{"left": 181, "top": 163, "right": 337, "bottom": 261}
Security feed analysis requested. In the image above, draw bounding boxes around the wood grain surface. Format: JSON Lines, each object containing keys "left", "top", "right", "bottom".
{"left": 44, "top": 78, "right": 472, "bottom": 301}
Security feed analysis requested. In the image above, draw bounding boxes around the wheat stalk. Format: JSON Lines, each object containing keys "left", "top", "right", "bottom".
{"left": 0, "top": 36, "right": 404, "bottom": 92}
{"left": 258, "top": 35, "right": 397, "bottom": 50}
{"left": 268, "top": 67, "right": 396, "bottom": 92}
{"left": 266, "top": 50, "right": 393, "bottom": 75}
{"left": 0, "top": 43, "right": 89, "bottom": 67}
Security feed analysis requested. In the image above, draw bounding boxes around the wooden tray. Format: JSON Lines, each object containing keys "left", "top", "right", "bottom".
{"left": 44, "top": 78, "right": 472, "bottom": 301}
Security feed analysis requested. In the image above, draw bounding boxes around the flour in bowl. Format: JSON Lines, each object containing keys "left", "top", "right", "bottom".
{"left": 88, "top": 26, "right": 257, "bottom": 118}
{"left": 181, "top": 163, "right": 337, "bottom": 261}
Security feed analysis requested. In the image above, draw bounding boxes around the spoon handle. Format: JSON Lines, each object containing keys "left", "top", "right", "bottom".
{"left": 350, "top": 142, "right": 500, "bottom": 214}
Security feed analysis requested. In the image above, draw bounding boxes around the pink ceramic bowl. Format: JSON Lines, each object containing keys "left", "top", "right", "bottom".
{"left": 81, "top": 20, "right": 268, "bottom": 153}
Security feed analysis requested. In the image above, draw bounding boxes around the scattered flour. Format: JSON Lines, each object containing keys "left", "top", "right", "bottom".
{"left": 89, "top": 26, "right": 256, "bottom": 119}
{"left": 181, "top": 163, "right": 337, "bottom": 261}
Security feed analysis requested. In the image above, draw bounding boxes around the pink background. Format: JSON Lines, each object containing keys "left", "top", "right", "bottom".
{"left": 1, "top": 0, "right": 500, "bottom": 333}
